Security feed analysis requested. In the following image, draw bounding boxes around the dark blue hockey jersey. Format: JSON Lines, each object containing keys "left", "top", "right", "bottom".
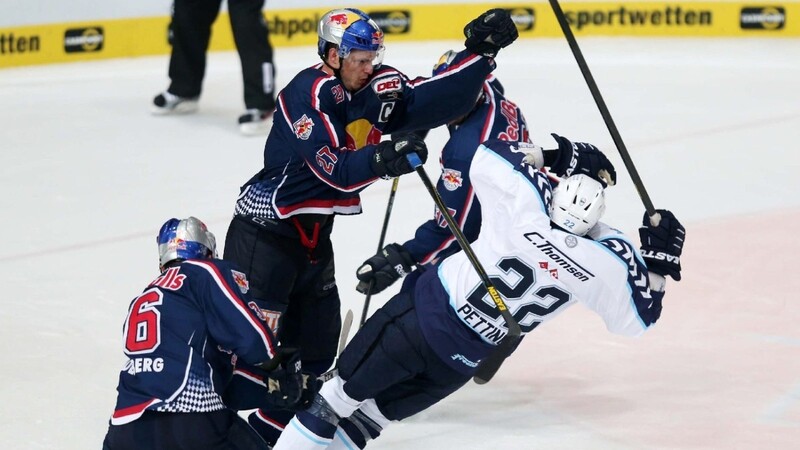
{"left": 403, "top": 75, "right": 532, "bottom": 265}
{"left": 234, "top": 51, "right": 496, "bottom": 220}
{"left": 109, "top": 259, "right": 277, "bottom": 425}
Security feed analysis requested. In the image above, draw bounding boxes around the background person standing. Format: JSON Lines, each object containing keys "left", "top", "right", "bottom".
{"left": 151, "top": 0, "right": 277, "bottom": 136}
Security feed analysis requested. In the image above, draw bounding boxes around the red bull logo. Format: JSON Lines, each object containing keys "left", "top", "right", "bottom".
{"left": 441, "top": 168, "right": 463, "bottom": 191}
{"left": 293, "top": 114, "right": 314, "bottom": 140}
{"left": 232, "top": 270, "right": 249, "bottom": 294}
{"left": 329, "top": 13, "right": 349, "bottom": 25}
{"left": 372, "top": 30, "right": 384, "bottom": 45}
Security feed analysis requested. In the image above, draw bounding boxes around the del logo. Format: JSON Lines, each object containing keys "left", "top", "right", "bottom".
{"left": 441, "top": 168, "right": 463, "bottom": 191}
{"left": 293, "top": 114, "right": 314, "bottom": 140}
{"left": 231, "top": 270, "right": 249, "bottom": 294}
{"left": 64, "top": 27, "right": 104, "bottom": 53}
{"left": 434, "top": 206, "right": 457, "bottom": 228}
{"left": 740, "top": 7, "right": 785, "bottom": 30}
{"left": 373, "top": 76, "right": 401, "bottom": 94}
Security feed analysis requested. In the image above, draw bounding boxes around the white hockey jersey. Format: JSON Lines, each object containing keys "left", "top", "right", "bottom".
{"left": 413, "top": 139, "right": 663, "bottom": 374}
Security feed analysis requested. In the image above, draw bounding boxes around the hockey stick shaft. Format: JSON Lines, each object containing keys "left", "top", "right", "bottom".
{"left": 549, "top": 0, "right": 656, "bottom": 218}
{"left": 319, "top": 309, "right": 354, "bottom": 382}
{"left": 406, "top": 154, "right": 521, "bottom": 384}
{"left": 359, "top": 177, "right": 400, "bottom": 328}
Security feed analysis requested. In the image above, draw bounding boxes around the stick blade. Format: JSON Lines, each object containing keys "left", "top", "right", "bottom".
{"left": 473, "top": 335, "right": 521, "bottom": 384}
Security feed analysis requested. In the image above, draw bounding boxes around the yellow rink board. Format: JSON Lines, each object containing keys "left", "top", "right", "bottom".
{"left": 1, "top": 2, "right": 797, "bottom": 68}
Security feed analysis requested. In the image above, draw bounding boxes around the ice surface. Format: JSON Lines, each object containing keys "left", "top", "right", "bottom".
{"left": 1, "top": 37, "right": 798, "bottom": 449}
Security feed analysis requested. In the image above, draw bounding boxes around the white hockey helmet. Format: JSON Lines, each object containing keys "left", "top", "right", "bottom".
{"left": 156, "top": 216, "right": 217, "bottom": 272}
{"left": 550, "top": 174, "right": 606, "bottom": 236}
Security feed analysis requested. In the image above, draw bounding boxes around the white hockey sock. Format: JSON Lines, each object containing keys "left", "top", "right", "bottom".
{"left": 272, "top": 416, "right": 332, "bottom": 450}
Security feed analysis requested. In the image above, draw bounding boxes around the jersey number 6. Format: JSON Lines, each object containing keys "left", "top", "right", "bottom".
{"left": 124, "top": 288, "right": 164, "bottom": 354}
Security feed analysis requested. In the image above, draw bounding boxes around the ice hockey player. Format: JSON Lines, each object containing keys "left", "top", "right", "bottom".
{"left": 222, "top": 7, "right": 519, "bottom": 446}
{"left": 272, "top": 139, "right": 686, "bottom": 449}
{"left": 354, "top": 50, "right": 614, "bottom": 296}
{"left": 102, "top": 217, "right": 311, "bottom": 450}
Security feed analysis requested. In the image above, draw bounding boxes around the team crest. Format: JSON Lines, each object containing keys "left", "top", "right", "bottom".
{"left": 293, "top": 114, "right": 314, "bottom": 140}
{"left": 441, "top": 168, "right": 463, "bottom": 191}
{"left": 231, "top": 270, "right": 250, "bottom": 294}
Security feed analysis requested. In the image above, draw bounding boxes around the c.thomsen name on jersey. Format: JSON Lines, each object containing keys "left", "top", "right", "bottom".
{"left": 523, "top": 232, "right": 595, "bottom": 282}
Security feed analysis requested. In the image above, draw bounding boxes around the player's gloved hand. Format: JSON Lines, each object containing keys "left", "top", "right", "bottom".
{"left": 371, "top": 134, "right": 429, "bottom": 178}
{"left": 261, "top": 347, "right": 305, "bottom": 410}
{"left": 639, "top": 209, "right": 685, "bottom": 281}
{"left": 547, "top": 133, "right": 617, "bottom": 187}
{"left": 355, "top": 243, "right": 415, "bottom": 295}
{"left": 296, "top": 371, "right": 322, "bottom": 410}
{"left": 464, "top": 9, "right": 519, "bottom": 58}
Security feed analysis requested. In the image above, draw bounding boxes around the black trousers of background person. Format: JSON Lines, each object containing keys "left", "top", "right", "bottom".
{"left": 167, "top": 0, "right": 276, "bottom": 111}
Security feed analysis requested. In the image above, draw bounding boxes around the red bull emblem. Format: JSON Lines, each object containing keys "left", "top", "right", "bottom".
{"left": 293, "top": 114, "right": 314, "bottom": 140}
{"left": 232, "top": 270, "right": 250, "bottom": 294}
{"left": 171, "top": 238, "right": 187, "bottom": 250}
{"left": 329, "top": 13, "right": 348, "bottom": 25}
{"left": 441, "top": 168, "right": 463, "bottom": 191}
{"left": 372, "top": 31, "right": 384, "bottom": 45}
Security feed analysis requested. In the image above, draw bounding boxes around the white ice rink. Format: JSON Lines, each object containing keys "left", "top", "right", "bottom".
{"left": 1, "top": 37, "right": 799, "bottom": 449}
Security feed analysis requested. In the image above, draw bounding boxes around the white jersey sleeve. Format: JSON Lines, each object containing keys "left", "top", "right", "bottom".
{"left": 436, "top": 140, "right": 662, "bottom": 346}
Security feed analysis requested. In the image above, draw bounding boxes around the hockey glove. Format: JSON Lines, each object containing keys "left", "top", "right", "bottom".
{"left": 464, "top": 9, "right": 519, "bottom": 58}
{"left": 262, "top": 348, "right": 305, "bottom": 410}
{"left": 356, "top": 243, "right": 416, "bottom": 295}
{"left": 371, "top": 134, "right": 429, "bottom": 178}
{"left": 639, "top": 209, "right": 685, "bottom": 281}
{"left": 547, "top": 133, "right": 617, "bottom": 187}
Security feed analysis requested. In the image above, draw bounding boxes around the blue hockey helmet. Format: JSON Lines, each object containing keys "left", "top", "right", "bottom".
{"left": 156, "top": 216, "right": 217, "bottom": 271}
{"left": 318, "top": 8, "right": 385, "bottom": 64}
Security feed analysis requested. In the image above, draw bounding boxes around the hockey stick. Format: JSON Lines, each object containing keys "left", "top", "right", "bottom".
{"left": 359, "top": 177, "right": 400, "bottom": 328}
{"left": 548, "top": 0, "right": 659, "bottom": 224}
{"left": 406, "top": 153, "right": 522, "bottom": 385}
{"left": 319, "top": 309, "right": 354, "bottom": 382}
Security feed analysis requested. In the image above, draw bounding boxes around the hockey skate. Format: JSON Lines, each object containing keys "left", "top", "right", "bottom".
{"left": 238, "top": 109, "right": 274, "bottom": 136}
{"left": 151, "top": 91, "right": 199, "bottom": 115}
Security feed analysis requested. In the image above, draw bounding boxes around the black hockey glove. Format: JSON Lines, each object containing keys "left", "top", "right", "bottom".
{"left": 356, "top": 243, "right": 415, "bottom": 295}
{"left": 464, "top": 9, "right": 519, "bottom": 58}
{"left": 547, "top": 133, "right": 617, "bottom": 187}
{"left": 261, "top": 348, "right": 305, "bottom": 410}
{"left": 371, "top": 134, "right": 429, "bottom": 178}
{"left": 639, "top": 209, "right": 685, "bottom": 281}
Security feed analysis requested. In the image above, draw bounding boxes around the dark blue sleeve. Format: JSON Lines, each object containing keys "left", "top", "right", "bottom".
{"left": 184, "top": 260, "right": 278, "bottom": 365}
{"left": 278, "top": 72, "right": 380, "bottom": 192}
{"left": 403, "top": 133, "right": 482, "bottom": 265}
{"left": 382, "top": 52, "right": 496, "bottom": 134}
